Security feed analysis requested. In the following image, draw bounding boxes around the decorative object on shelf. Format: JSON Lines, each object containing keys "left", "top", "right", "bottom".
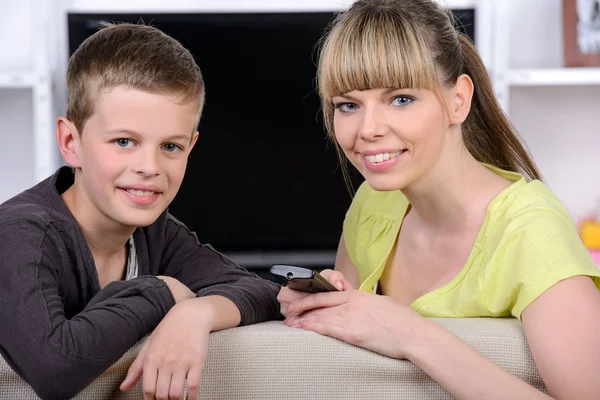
{"left": 564, "top": 0, "right": 600, "bottom": 66}
{"left": 581, "top": 219, "right": 600, "bottom": 249}
{"left": 579, "top": 199, "right": 600, "bottom": 267}
{"left": 590, "top": 249, "right": 600, "bottom": 267}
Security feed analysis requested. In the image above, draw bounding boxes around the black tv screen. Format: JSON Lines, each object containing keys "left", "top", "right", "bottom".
{"left": 68, "top": 10, "right": 475, "bottom": 268}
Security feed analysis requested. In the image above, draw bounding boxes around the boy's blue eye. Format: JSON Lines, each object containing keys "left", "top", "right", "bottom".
{"left": 116, "top": 139, "right": 133, "bottom": 148}
{"left": 163, "top": 143, "right": 181, "bottom": 153}
{"left": 392, "top": 96, "right": 414, "bottom": 106}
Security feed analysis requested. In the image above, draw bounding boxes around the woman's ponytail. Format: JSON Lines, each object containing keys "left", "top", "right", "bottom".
{"left": 457, "top": 33, "right": 541, "bottom": 181}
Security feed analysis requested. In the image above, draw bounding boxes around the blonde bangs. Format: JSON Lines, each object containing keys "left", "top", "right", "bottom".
{"left": 318, "top": 11, "right": 439, "bottom": 102}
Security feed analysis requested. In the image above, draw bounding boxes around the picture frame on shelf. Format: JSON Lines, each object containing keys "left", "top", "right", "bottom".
{"left": 563, "top": 0, "right": 600, "bottom": 66}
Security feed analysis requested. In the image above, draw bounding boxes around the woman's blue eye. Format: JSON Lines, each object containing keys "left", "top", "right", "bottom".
{"left": 163, "top": 143, "right": 181, "bottom": 153}
{"left": 116, "top": 139, "right": 133, "bottom": 148}
{"left": 335, "top": 103, "right": 357, "bottom": 113}
{"left": 392, "top": 96, "right": 414, "bottom": 106}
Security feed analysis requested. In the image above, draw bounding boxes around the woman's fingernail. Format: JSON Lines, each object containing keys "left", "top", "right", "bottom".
{"left": 336, "top": 281, "right": 343, "bottom": 290}
{"left": 287, "top": 304, "right": 295, "bottom": 313}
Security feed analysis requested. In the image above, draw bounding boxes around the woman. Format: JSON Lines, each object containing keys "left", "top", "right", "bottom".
{"left": 278, "top": 1, "right": 600, "bottom": 398}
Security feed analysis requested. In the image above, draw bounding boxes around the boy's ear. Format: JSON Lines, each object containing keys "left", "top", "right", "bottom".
{"left": 188, "top": 131, "right": 199, "bottom": 153}
{"left": 448, "top": 74, "right": 474, "bottom": 125}
{"left": 56, "top": 117, "right": 82, "bottom": 168}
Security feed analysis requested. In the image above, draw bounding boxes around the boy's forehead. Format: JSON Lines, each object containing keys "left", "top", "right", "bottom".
{"left": 94, "top": 85, "right": 198, "bottom": 113}
{"left": 86, "top": 87, "right": 199, "bottom": 137}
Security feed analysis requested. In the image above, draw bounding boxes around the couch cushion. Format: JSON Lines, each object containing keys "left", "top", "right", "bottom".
{"left": 0, "top": 318, "right": 546, "bottom": 399}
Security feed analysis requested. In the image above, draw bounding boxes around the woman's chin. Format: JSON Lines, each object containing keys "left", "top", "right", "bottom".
{"left": 365, "top": 177, "right": 407, "bottom": 192}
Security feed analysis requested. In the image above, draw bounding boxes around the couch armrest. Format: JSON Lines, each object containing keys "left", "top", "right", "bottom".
{"left": 1, "top": 318, "right": 546, "bottom": 399}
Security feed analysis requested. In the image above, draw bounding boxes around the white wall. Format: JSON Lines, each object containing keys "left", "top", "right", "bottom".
{"left": 511, "top": 86, "right": 600, "bottom": 220}
{"left": 0, "top": 90, "right": 35, "bottom": 199}
{"left": 505, "top": 0, "right": 600, "bottom": 221}
{"left": 1, "top": 0, "right": 599, "bottom": 221}
{"left": 0, "top": 0, "right": 35, "bottom": 201}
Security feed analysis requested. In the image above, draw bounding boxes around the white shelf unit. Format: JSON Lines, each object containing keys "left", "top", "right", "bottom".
{"left": 507, "top": 68, "right": 600, "bottom": 86}
{"left": 0, "top": 72, "right": 36, "bottom": 89}
{"left": 0, "top": 0, "right": 55, "bottom": 203}
{"left": 492, "top": 0, "right": 600, "bottom": 224}
{"left": 66, "top": 0, "right": 477, "bottom": 12}
{"left": 0, "top": 72, "right": 55, "bottom": 195}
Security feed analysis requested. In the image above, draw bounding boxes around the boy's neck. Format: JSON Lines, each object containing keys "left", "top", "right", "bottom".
{"left": 60, "top": 183, "right": 135, "bottom": 260}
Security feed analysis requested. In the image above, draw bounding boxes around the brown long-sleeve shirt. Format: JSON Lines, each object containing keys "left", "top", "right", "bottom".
{"left": 0, "top": 167, "right": 281, "bottom": 400}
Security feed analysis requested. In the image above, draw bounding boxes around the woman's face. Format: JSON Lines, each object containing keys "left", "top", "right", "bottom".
{"left": 332, "top": 87, "right": 454, "bottom": 191}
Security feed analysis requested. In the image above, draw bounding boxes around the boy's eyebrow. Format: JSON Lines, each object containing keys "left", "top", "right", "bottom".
{"left": 165, "top": 134, "right": 191, "bottom": 142}
{"left": 107, "top": 129, "right": 190, "bottom": 142}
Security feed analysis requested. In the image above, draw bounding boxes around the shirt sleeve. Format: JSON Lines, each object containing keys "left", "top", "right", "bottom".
{"left": 482, "top": 208, "right": 600, "bottom": 320}
{"left": 159, "top": 214, "right": 281, "bottom": 326}
{"left": 0, "top": 218, "right": 175, "bottom": 400}
{"left": 342, "top": 181, "right": 373, "bottom": 269}
{"left": 342, "top": 182, "right": 407, "bottom": 290}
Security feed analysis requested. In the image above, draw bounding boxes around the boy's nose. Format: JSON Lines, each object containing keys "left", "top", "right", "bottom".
{"left": 132, "top": 151, "right": 160, "bottom": 177}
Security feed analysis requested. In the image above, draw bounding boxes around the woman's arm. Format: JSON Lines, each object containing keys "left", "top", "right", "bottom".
{"left": 406, "top": 318, "right": 551, "bottom": 399}
{"left": 288, "top": 291, "right": 552, "bottom": 399}
{"left": 287, "top": 290, "right": 551, "bottom": 399}
{"left": 334, "top": 234, "right": 361, "bottom": 289}
{"left": 286, "top": 274, "right": 600, "bottom": 400}
{"left": 522, "top": 275, "right": 600, "bottom": 400}
{"left": 410, "top": 275, "right": 600, "bottom": 400}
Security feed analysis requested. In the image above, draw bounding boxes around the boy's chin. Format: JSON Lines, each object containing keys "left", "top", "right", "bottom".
{"left": 113, "top": 211, "right": 164, "bottom": 229}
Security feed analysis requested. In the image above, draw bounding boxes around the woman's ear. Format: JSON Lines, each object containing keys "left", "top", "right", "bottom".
{"left": 56, "top": 117, "right": 82, "bottom": 168}
{"left": 448, "top": 74, "right": 474, "bottom": 125}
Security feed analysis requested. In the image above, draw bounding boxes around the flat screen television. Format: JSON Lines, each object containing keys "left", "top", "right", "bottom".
{"left": 68, "top": 9, "right": 475, "bottom": 270}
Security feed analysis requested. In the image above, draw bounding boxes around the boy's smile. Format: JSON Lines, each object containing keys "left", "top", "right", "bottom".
{"left": 59, "top": 85, "right": 199, "bottom": 232}
{"left": 118, "top": 184, "right": 163, "bottom": 207}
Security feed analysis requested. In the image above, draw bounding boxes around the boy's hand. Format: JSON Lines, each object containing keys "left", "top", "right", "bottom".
{"left": 157, "top": 276, "right": 195, "bottom": 304}
{"left": 277, "top": 269, "right": 353, "bottom": 318}
{"left": 120, "top": 298, "right": 214, "bottom": 400}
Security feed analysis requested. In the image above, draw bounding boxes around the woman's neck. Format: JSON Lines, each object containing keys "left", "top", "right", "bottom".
{"left": 401, "top": 149, "right": 511, "bottom": 234}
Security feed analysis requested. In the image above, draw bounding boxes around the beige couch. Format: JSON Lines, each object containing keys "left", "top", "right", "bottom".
{"left": 1, "top": 318, "right": 547, "bottom": 399}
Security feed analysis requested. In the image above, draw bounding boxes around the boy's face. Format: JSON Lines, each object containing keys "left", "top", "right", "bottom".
{"left": 66, "top": 85, "right": 199, "bottom": 228}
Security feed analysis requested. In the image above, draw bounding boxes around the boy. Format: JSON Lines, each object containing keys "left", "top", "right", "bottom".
{"left": 0, "top": 23, "right": 280, "bottom": 400}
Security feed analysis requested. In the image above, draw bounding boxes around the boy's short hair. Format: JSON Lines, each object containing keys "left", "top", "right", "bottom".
{"left": 66, "top": 22, "right": 205, "bottom": 134}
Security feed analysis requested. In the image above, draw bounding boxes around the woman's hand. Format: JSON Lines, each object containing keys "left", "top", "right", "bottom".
{"left": 277, "top": 269, "right": 353, "bottom": 318}
{"left": 120, "top": 299, "right": 213, "bottom": 400}
{"left": 284, "top": 290, "right": 429, "bottom": 360}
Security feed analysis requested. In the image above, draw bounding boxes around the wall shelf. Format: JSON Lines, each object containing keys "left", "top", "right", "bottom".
{"left": 0, "top": 72, "right": 36, "bottom": 89}
{"left": 507, "top": 68, "right": 600, "bottom": 87}
{"left": 67, "top": 0, "right": 477, "bottom": 13}
{"left": 0, "top": 69, "right": 55, "bottom": 187}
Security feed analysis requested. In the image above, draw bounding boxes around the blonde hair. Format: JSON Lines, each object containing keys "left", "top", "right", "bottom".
{"left": 66, "top": 22, "right": 205, "bottom": 134}
{"left": 317, "top": 0, "right": 541, "bottom": 187}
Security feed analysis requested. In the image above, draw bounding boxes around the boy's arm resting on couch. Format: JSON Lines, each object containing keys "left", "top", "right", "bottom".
{"left": 159, "top": 214, "right": 282, "bottom": 326}
{"left": 0, "top": 219, "right": 176, "bottom": 400}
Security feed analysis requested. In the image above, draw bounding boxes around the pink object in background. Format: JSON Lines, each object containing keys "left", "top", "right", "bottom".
{"left": 590, "top": 249, "right": 600, "bottom": 268}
